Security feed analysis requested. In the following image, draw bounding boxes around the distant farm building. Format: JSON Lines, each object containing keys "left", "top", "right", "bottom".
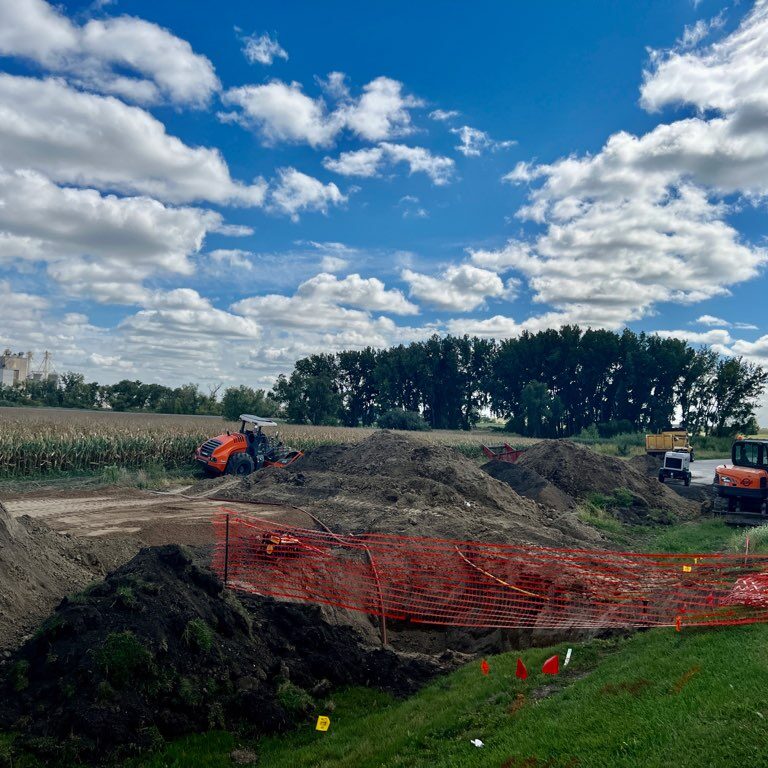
{"left": 0, "top": 350, "right": 56, "bottom": 386}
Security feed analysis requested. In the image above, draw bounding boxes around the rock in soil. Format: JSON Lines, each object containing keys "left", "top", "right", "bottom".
{"left": 0, "top": 544, "right": 450, "bottom": 766}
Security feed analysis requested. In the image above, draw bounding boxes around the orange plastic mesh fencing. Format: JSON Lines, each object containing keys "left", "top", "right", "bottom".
{"left": 212, "top": 510, "right": 768, "bottom": 630}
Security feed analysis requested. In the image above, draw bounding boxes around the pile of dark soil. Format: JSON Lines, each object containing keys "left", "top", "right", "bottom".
{"left": 481, "top": 460, "right": 577, "bottom": 512}
{"left": 517, "top": 441, "right": 700, "bottom": 521}
{"left": 627, "top": 454, "right": 663, "bottom": 476}
{"left": 0, "top": 545, "right": 448, "bottom": 765}
{"left": 0, "top": 501, "right": 132, "bottom": 651}
{"left": 219, "top": 431, "right": 601, "bottom": 547}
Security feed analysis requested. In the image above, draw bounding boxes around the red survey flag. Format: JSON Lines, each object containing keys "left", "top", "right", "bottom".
{"left": 542, "top": 655, "right": 559, "bottom": 675}
{"left": 515, "top": 657, "right": 528, "bottom": 680}
{"left": 480, "top": 659, "right": 490, "bottom": 675}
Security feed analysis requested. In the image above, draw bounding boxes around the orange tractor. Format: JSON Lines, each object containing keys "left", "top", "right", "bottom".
{"left": 714, "top": 438, "right": 768, "bottom": 515}
{"left": 195, "top": 414, "right": 303, "bottom": 476}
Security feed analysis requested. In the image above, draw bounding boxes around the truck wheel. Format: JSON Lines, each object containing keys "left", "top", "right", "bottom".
{"left": 658, "top": 471, "right": 665, "bottom": 483}
{"left": 227, "top": 453, "right": 255, "bottom": 476}
{"left": 728, "top": 497, "right": 737, "bottom": 512}
{"left": 684, "top": 474, "right": 691, "bottom": 487}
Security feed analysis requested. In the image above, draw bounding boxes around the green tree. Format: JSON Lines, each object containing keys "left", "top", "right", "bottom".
{"left": 707, "top": 358, "right": 768, "bottom": 436}
{"left": 272, "top": 354, "right": 342, "bottom": 425}
{"left": 509, "top": 380, "right": 560, "bottom": 437}
{"left": 221, "top": 385, "right": 279, "bottom": 421}
{"left": 59, "top": 372, "right": 99, "bottom": 409}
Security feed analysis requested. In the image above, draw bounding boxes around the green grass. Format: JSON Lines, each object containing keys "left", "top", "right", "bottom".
{"left": 126, "top": 624, "right": 768, "bottom": 768}
{"left": 729, "top": 523, "right": 768, "bottom": 555}
{"left": 577, "top": 504, "right": 625, "bottom": 535}
{"left": 123, "top": 732, "right": 244, "bottom": 768}
{"left": 624, "top": 517, "right": 734, "bottom": 553}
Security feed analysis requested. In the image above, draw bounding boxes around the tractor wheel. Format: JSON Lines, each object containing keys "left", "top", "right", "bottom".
{"left": 727, "top": 496, "right": 738, "bottom": 512}
{"left": 227, "top": 452, "right": 255, "bottom": 476}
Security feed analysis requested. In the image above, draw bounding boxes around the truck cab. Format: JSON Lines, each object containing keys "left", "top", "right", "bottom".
{"left": 714, "top": 439, "right": 768, "bottom": 513}
{"left": 658, "top": 451, "right": 692, "bottom": 486}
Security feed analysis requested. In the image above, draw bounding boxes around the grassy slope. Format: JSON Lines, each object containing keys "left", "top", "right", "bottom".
{"left": 127, "top": 518, "right": 768, "bottom": 768}
{"left": 257, "top": 625, "right": 768, "bottom": 768}
{"left": 135, "top": 622, "right": 768, "bottom": 768}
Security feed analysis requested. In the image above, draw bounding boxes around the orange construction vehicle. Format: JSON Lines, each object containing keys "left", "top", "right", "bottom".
{"left": 714, "top": 438, "right": 768, "bottom": 514}
{"left": 194, "top": 414, "right": 303, "bottom": 476}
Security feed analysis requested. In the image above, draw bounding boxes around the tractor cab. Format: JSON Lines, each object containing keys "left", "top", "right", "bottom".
{"left": 194, "top": 414, "right": 303, "bottom": 477}
{"left": 238, "top": 415, "right": 278, "bottom": 462}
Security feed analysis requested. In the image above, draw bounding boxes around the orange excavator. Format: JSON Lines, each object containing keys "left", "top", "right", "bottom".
{"left": 714, "top": 438, "right": 768, "bottom": 515}
{"left": 195, "top": 414, "right": 303, "bottom": 476}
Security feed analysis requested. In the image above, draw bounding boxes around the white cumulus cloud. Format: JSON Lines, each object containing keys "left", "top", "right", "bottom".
{"left": 402, "top": 264, "right": 508, "bottom": 312}
{"left": 0, "top": 74, "right": 266, "bottom": 206}
{"left": 0, "top": 168, "right": 219, "bottom": 303}
{"left": 0, "top": 0, "right": 219, "bottom": 106}
{"left": 240, "top": 31, "right": 288, "bottom": 65}
{"left": 451, "top": 125, "right": 516, "bottom": 157}
{"left": 221, "top": 76, "right": 422, "bottom": 146}
{"left": 266, "top": 168, "right": 347, "bottom": 221}
{"left": 323, "top": 143, "right": 454, "bottom": 185}
{"left": 474, "top": 4, "right": 768, "bottom": 331}
{"left": 297, "top": 272, "right": 419, "bottom": 315}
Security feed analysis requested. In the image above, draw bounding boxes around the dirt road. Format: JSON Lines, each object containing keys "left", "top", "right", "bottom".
{"left": 1, "top": 487, "right": 311, "bottom": 545}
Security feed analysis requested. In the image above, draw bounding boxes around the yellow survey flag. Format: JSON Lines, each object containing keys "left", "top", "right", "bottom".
{"left": 316, "top": 716, "right": 331, "bottom": 732}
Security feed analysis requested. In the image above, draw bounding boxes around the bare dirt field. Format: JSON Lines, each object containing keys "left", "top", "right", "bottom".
{"left": 1, "top": 486, "right": 311, "bottom": 545}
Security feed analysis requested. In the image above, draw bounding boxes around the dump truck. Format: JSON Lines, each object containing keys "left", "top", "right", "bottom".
{"left": 714, "top": 438, "right": 768, "bottom": 514}
{"left": 646, "top": 430, "right": 694, "bottom": 461}
{"left": 195, "top": 414, "right": 303, "bottom": 476}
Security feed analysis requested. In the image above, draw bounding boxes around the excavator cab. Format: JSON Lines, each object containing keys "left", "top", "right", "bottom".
{"left": 714, "top": 438, "right": 768, "bottom": 514}
{"left": 195, "top": 414, "right": 303, "bottom": 476}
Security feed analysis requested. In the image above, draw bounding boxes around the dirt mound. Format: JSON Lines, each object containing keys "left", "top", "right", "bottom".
{"left": 627, "top": 454, "right": 663, "bottom": 476}
{"left": 219, "top": 431, "right": 601, "bottom": 547}
{"left": 518, "top": 441, "right": 699, "bottom": 521}
{"left": 481, "top": 460, "right": 577, "bottom": 512}
{"left": 0, "top": 545, "right": 447, "bottom": 764}
{"left": 0, "top": 501, "right": 133, "bottom": 652}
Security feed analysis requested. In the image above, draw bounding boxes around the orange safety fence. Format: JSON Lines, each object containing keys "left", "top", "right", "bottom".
{"left": 212, "top": 510, "right": 768, "bottom": 631}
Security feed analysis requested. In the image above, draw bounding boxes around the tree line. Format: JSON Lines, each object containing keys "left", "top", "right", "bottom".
{"left": 0, "top": 375, "right": 278, "bottom": 421}
{"left": 271, "top": 327, "right": 767, "bottom": 437}
{"left": 3, "top": 326, "right": 765, "bottom": 437}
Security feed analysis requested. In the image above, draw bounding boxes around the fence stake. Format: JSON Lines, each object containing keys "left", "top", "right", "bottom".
{"left": 364, "top": 547, "right": 388, "bottom": 647}
{"left": 224, "top": 513, "right": 230, "bottom": 586}
{"left": 745, "top": 534, "right": 750, "bottom": 567}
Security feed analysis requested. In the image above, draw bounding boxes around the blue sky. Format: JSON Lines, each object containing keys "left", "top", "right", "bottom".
{"left": 1, "top": 0, "right": 767, "bottom": 413}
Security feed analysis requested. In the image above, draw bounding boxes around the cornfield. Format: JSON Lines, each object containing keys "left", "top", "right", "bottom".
{"left": 0, "top": 407, "right": 535, "bottom": 478}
